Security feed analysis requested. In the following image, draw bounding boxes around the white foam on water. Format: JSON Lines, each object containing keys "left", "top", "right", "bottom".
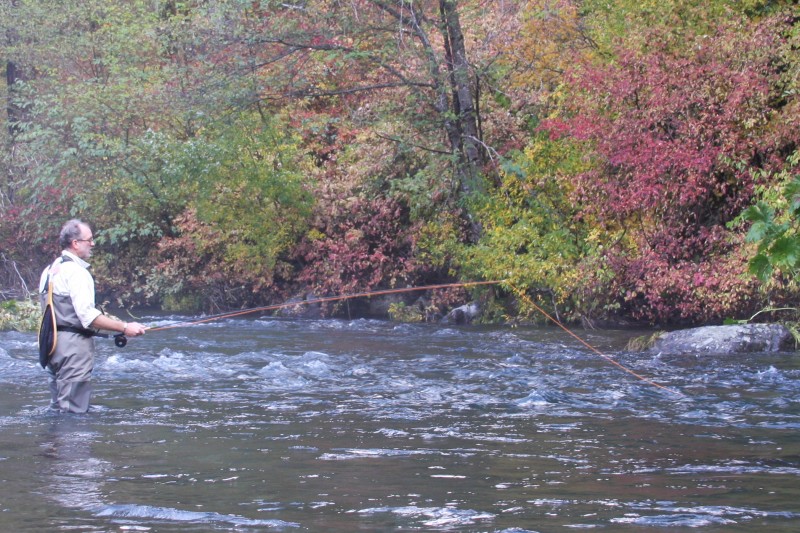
{"left": 319, "top": 447, "right": 439, "bottom": 460}
{"left": 95, "top": 503, "right": 299, "bottom": 528}
{"left": 356, "top": 505, "right": 495, "bottom": 528}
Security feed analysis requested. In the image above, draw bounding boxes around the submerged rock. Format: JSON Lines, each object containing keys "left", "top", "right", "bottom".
{"left": 651, "top": 324, "right": 795, "bottom": 355}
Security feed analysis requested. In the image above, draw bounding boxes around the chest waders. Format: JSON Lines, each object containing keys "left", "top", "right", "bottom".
{"left": 39, "top": 256, "right": 96, "bottom": 413}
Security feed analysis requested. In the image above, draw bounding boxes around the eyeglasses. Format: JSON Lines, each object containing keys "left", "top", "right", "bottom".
{"left": 75, "top": 238, "right": 95, "bottom": 244}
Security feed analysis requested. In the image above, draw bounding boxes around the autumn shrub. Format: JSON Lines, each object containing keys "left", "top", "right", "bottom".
{"left": 0, "top": 298, "right": 40, "bottom": 332}
{"left": 136, "top": 111, "right": 313, "bottom": 311}
{"left": 461, "top": 135, "right": 607, "bottom": 322}
{"left": 544, "top": 14, "right": 799, "bottom": 324}
{"left": 143, "top": 210, "right": 230, "bottom": 311}
{"left": 292, "top": 194, "right": 416, "bottom": 308}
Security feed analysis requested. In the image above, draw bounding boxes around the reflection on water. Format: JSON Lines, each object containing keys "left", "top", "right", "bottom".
{"left": 1, "top": 318, "right": 800, "bottom": 531}
{"left": 39, "top": 419, "right": 108, "bottom": 511}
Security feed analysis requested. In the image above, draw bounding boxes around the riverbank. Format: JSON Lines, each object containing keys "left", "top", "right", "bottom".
{"left": 0, "top": 298, "right": 39, "bottom": 332}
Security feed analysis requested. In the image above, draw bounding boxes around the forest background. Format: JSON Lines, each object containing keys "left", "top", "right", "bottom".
{"left": 1, "top": 0, "right": 799, "bottom": 327}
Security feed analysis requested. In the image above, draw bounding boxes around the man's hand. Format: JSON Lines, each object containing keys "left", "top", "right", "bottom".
{"left": 123, "top": 322, "right": 147, "bottom": 336}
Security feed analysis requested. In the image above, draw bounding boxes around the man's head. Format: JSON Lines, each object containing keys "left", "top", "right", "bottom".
{"left": 59, "top": 219, "right": 95, "bottom": 259}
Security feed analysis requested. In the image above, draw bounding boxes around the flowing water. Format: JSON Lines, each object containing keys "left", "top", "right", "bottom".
{"left": 1, "top": 316, "right": 800, "bottom": 532}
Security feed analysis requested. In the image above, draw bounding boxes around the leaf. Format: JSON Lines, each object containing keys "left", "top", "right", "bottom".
{"left": 768, "top": 235, "right": 800, "bottom": 271}
{"left": 784, "top": 176, "right": 800, "bottom": 216}
{"left": 742, "top": 202, "right": 789, "bottom": 248}
{"left": 741, "top": 202, "right": 773, "bottom": 225}
{"left": 743, "top": 203, "right": 777, "bottom": 244}
{"left": 748, "top": 253, "right": 773, "bottom": 283}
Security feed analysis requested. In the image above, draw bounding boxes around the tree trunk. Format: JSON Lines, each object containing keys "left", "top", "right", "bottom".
{"left": 439, "top": 0, "right": 482, "bottom": 197}
{"left": 6, "top": 60, "right": 25, "bottom": 140}
{"left": 0, "top": 1, "right": 28, "bottom": 207}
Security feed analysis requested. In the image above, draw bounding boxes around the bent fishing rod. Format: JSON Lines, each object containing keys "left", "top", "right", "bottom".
{"left": 146, "top": 280, "right": 501, "bottom": 332}
{"left": 112, "top": 279, "right": 681, "bottom": 396}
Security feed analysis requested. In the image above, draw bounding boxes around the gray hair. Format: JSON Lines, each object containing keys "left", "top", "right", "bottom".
{"left": 59, "top": 219, "right": 88, "bottom": 249}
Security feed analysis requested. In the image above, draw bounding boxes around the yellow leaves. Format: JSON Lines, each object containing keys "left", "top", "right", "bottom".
{"left": 306, "top": 228, "right": 326, "bottom": 242}
{"left": 503, "top": 0, "right": 594, "bottom": 92}
{"left": 463, "top": 128, "right": 627, "bottom": 319}
{"left": 414, "top": 218, "right": 462, "bottom": 274}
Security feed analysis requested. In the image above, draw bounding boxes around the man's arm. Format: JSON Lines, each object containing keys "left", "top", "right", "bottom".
{"left": 90, "top": 314, "right": 147, "bottom": 336}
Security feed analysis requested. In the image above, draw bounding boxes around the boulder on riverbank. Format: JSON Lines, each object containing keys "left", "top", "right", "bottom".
{"left": 441, "top": 302, "right": 480, "bottom": 325}
{"left": 651, "top": 324, "right": 795, "bottom": 355}
{"left": 275, "top": 292, "right": 323, "bottom": 319}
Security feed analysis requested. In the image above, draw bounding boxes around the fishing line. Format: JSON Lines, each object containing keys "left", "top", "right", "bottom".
{"left": 508, "top": 283, "right": 683, "bottom": 397}
{"left": 143, "top": 278, "right": 680, "bottom": 395}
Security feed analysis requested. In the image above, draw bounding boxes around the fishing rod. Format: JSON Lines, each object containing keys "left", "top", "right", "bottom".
{"left": 124, "top": 279, "right": 679, "bottom": 395}
{"left": 146, "top": 280, "right": 501, "bottom": 332}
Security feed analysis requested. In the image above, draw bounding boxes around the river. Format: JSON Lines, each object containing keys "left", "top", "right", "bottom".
{"left": 1, "top": 316, "right": 799, "bottom": 532}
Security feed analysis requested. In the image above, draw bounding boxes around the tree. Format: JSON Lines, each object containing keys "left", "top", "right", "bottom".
{"left": 463, "top": 134, "right": 600, "bottom": 321}
{"left": 210, "top": 1, "right": 518, "bottom": 218}
{"left": 1, "top": 0, "right": 59, "bottom": 296}
{"left": 139, "top": 110, "right": 313, "bottom": 310}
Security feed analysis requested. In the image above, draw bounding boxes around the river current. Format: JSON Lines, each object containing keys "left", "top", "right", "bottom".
{"left": 1, "top": 316, "right": 799, "bottom": 532}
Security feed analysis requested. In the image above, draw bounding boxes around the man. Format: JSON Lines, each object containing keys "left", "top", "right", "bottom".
{"left": 39, "top": 219, "right": 146, "bottom": 413}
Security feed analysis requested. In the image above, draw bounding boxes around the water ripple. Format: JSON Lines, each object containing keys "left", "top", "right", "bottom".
{"left": 95, "top": 504, "right": 299, "bottom": 528}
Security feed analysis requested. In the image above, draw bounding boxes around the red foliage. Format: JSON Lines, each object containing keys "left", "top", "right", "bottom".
{"left": 293, "top": 195, "right": 416, "bottom": 298}
{"left": 545, "top": 16, "right": 798, "bottom": 323}
{"left": 552, "top": 24, "right": 783, "bottom": 220}
{"left": 606, "top": 240, "right": 759, "bottom": 324}
{"left": 0, "top": 184, "right": 76, "bottom": 297}
{"left": 148, "top": 210, "right": 274, "bottom": 309}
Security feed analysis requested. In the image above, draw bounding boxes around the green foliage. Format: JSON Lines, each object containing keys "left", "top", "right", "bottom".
{"left": 0, "top": 0, "right": 207, "bottom": 304}
{"left": 580, "top": 0, "right": 791, "bottom": 54}
{"left": 0, "top": 298, "right": 40, "bottom": 332}
{"left": 461, "top": 135, "right": 600, "bottom": 320}
{"left": 193, "top": 113, "right": 313, "bottom": 283}
{"left": 144, "top": 111, "right": 314, "bottom": 309}
{"left": 387, "top": 302, "right": 425, "bottom": 323}
{"left": 412, "top": 216, "right": 466, "bottom": 278}
{"left": 742, "top": 150, "right": 800, "bottom": 282}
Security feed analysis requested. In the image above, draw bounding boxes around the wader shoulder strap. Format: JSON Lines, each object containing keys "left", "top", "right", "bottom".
{"left": 40, "top": 255, "right": 74, "bottom": 296}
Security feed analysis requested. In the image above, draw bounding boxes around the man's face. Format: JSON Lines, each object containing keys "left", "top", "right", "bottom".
{"left": 72, "top": 224, "right": 95, "bottom": 260}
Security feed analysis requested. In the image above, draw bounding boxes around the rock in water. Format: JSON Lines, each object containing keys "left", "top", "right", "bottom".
{"left": 651, "top": 324, "right": 795, "bottom": 355}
